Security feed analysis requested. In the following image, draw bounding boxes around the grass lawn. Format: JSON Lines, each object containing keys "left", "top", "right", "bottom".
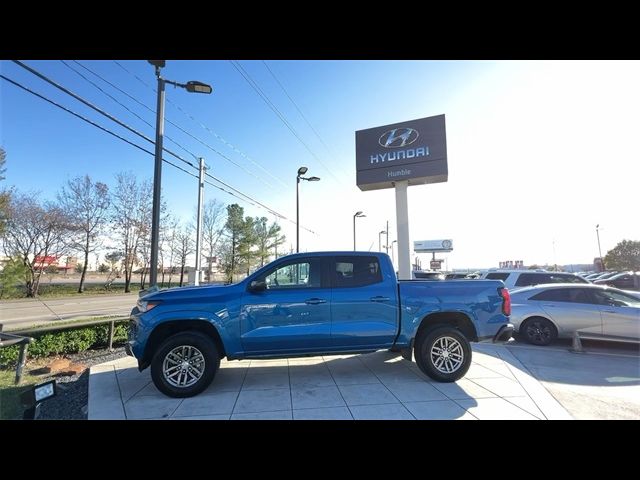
{"left": 0, "top": 368, "right": 48, "bottom": 420}
{"left": 1, "top": 282, "right": 183, "bottom": 300}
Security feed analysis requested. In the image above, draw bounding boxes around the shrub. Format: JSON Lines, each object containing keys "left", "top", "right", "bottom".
{"left": 0, "top": 322, "right": 129, "bottom": 368}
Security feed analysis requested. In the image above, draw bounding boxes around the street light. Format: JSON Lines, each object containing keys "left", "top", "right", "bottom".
{"left": 391, "top": 239, "right": 398, "bottom": 264}
{"left": 353, "top": 211, "right": 366, "bottom": 251}
{"left": 296, "top": 166, "right": 320, "bottom": 253}
{"left": 148, "top": 61, "right": 212, "bottom": 288}
{"left": 596, "top": 224, "right": 604, "bottom": 270}
{"left": 379, "top": 230, "right": 387, "bottom": 253}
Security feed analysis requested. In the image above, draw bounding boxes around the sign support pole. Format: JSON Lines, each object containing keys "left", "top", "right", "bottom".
{"left": 395, "top": 180, "right": 411, "bottom": 280}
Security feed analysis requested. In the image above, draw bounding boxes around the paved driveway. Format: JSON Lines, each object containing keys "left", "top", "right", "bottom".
{"left": 89, "top": 344, "right": 570, "bottom": 420}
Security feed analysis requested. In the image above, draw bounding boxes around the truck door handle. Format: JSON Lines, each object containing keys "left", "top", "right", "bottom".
{"left": 305, "top": 298, "right": 326, "bottom": 305}
{"left": 370, "top": 296, "right": 391, "bottom": 302}
{"left": 602, "top": 310, "right": 616, "bottom": 314}
{"left": 543, "top": 304, "right": 556, "bottom": 307}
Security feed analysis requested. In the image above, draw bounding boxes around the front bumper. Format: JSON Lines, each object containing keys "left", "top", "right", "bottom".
{"left": 492, "top": 323, "right": 514, "bottom": 343}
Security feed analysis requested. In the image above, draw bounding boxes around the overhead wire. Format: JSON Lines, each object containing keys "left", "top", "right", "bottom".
{"left": 60, "top": 60, "right": 196, "bottom": 160}
{"left": 112, "top": 60, "right": 287, "bottom": 189}
{"left": 262, "top": 60, "right": 337, "bottom": 159}
{"left": 229, "top": 60, "right": 342, "bottom": 184}
{"left": 0, "top": 72, "right": 318, "bottom": 235}
{"left": 12, "top": 60, "right": 199, "bottom": 171}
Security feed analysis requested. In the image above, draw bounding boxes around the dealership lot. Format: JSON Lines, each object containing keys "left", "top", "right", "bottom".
{"left": 88, "top": 344, "right": 572, "bottom": 420}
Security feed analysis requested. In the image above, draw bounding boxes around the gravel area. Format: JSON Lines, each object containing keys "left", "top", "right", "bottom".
{"left": 38, "top": 347, "right": 128, "bottom": 420}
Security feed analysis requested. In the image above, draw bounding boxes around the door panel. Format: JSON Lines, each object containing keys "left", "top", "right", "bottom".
{"left": 537, "top": 288, "right": 602, "bottom": 336}
{"left": 601, "top": 306, "right": 640, "bottom": 340}
{"left": 330, "top": 256, "right": 398, "bottom": 348}
{"left": 240, "top": 257, "right": 331, "bottom": 353}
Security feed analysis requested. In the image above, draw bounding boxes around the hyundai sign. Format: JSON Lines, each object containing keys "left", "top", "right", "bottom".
{"left": 356, "top": 114, "right": 448, "bottom": 191}
{"left": 414, "top": 239, "right": 453, "bottom": 253}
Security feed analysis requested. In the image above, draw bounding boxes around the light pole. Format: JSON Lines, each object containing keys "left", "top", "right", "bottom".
{"left": 596, "top": 224, "right": 603, "bottom": 270}
{"left": 296, "top": 166, "right": 320, "bottom": 253}
{"left": 391, "top": 239, "right": 397, "bottom": 265}
{"left": 353, "top": 211, "right": 365, "bottom": 250}
{"left": 148, "top": 61, "right": 212, "bottom": 288}
{"left": 379, "top": 230, "right": 387, "bottom": 253}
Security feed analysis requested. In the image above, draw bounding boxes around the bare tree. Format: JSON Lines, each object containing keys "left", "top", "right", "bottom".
{"left": 164, "top": 216, "right": 180, "bottom": 288}
{"left": 2, "top": 193, "right": 71, "bottom": 297}
{"left": 111, "top": 173, "right": 151, "bottom": 293}
{"left": 200, "top": 199, "right": 225, "bottom": 283}
{"left": 174, "top": 224, "right": 194, "bottom": 287}
{"left": 57, "top": 175, "right": 110, "bottom": 293}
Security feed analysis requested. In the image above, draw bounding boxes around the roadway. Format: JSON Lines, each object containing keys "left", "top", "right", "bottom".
{"left": 0, "top": 293, "right": 138, "bottom": 330}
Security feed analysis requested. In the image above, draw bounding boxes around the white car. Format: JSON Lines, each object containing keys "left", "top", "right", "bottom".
{"left": 477, "top": 269, "right": 589, "bottom": 290}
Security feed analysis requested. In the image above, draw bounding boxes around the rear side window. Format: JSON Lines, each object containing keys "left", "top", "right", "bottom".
{"left": 486, "top": 273, "right": 510, "bottom": 281}
{"left": 333, "top": 256, "right": 382, "bottom": 288}
{"left": 530, "top": 288, "right": 595, "bottom": 304}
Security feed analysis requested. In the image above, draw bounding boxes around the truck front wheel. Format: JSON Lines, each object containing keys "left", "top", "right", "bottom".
{"left": 414, "top": 326, "right": 471, "bottom": 382}
{"left": 150, "top": 331, "right": 220, "bottom": 398}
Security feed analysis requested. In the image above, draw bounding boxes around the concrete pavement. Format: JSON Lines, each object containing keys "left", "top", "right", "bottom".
{"left": 0, "top": 294, "right": 137, "bottom": 329}
{"left": 505, "top": 341, "right": 640, "bottom": 419}
{"left": 88, "top": 345, "right": 571, "bottom": 420}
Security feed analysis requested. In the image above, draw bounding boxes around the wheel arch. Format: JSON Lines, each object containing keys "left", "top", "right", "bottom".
{"left": 414, "top": 311, "right": 478, "bottom": 345}
{"left": 142, "top": 319, "right": 226, "bottom": 370}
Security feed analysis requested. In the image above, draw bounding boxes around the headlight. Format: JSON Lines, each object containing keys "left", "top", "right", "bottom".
{"left": 137, "top": 300, "right": 160, "bottom": 313}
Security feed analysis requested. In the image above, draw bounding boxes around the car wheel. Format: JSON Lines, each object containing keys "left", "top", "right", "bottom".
{"left": 151, "top": 331, "right": 220, "bottom": 398}
{"left": 414, "top": 326, "right": 472, "bottom": 382}
{"left": 521, "top": 317, "right": 557, "bottom": 346}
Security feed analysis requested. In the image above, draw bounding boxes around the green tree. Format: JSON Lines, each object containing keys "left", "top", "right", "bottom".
{"left": 604, "top": 240, "right": 640, "bottom": 271}
{"left": 98, "top": 263, "right": 110, "bottom": 273}
{"left": 0, "top": 147, "right": 9, "bottom": 236}
{"left": 222, "top": 204, "right": 245, "bottom": 282}
{"left": 0, "top": 257, "right": 27, "bottom": 299}
{"left": 254, "top": 217, "right": 285, "bottom": 266}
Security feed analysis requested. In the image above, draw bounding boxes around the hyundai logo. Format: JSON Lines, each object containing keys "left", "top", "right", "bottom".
{"left": 378, "top": 128, "right": 419, "bottom": 148}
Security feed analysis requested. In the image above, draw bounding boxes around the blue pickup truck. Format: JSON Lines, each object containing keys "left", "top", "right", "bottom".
{"left": 128, "top": 252, "right": 513, "bottom": 397}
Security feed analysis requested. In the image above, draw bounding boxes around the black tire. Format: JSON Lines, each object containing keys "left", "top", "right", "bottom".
{"left": 150, "top": 331, "right": 220, "bottom": 398}
{"left": 521, "top": 317, "right": 557, "bottom": 346}
{"left": 414, "top": 326, "right": 472, "bottom": 382}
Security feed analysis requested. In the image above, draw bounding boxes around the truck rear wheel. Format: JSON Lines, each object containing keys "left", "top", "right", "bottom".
{"left": 414, "top": 326, "right": 471, "bottom": 382}
{"left": 150, "top": 331, "right": 220, "bottom": 398}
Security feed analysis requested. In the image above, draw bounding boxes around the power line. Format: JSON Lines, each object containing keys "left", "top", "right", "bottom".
{"left": 112, "top": 60, "right": 287, "bottom": 189}
{"left": 12, "top": 60, "right": 199, "bottom": 171}
{"left": 0, "top": 73, "right": 318, "bottom": 235}
{"left": 262, "top": 60, "right": 337, "bottom": 159}
{"left": 229, "top": 60, "right": 341, "bottom": 184}
{"left": 60, "top": 60, "right": 196, "bottom": 161}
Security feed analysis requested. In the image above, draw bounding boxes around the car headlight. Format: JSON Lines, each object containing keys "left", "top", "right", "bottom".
{"left": 137, "top": 300, "right": 160, "bottom": 313}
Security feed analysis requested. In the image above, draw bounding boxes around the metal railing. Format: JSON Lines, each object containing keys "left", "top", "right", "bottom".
{"left": 0, "top": 317, "right": 128, "bottom": 385}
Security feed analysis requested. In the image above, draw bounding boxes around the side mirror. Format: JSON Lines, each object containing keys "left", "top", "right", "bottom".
{"left": 249, "top": 280, "right": 267, "bottom": 293}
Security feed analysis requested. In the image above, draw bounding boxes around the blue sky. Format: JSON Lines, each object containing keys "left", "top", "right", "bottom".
{"left": 2, "top": 60, "right": 639, "bottom": 270}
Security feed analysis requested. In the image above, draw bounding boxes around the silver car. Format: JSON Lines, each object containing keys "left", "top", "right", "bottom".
{"left": 510, "top": 283, "right": 640, "bottom": 346}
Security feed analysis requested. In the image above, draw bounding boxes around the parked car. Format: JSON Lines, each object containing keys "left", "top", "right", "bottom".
{"left": 587, "top": 271, "right": 618, "bottom": 282}
{"left": 128, "top": 252, "right": 513, "bottom": 397}
{"left": 510, "top": 283, "right": 640, "bottom": 346}
{"left": 445, "top": 273, "right": 472, "bottom": 280}
{"left": 594, "top": 272, "right": 640, "bottom": 290}
{"left": 478, "top": 269, "right": 589, "bottom": 290}
{"left": 411, "top": 270, "right": 445, "bottom": 280}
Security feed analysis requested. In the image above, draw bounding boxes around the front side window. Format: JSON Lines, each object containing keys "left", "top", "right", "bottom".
{"left": 262, "top": 259, "right": 324, "bottom": 290}
{"left": 593, "top": 290, "right": 640, "bottom": 307}
{"left": 333, "top": 256, "right": 382, "bottom": 288}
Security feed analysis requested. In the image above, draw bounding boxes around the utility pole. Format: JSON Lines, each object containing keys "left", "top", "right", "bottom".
{"left": 149, "top": 63, "right": 165, "bottom": 288}
{"left": 194, "top": 157, "right": 206, "bottom": 286}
